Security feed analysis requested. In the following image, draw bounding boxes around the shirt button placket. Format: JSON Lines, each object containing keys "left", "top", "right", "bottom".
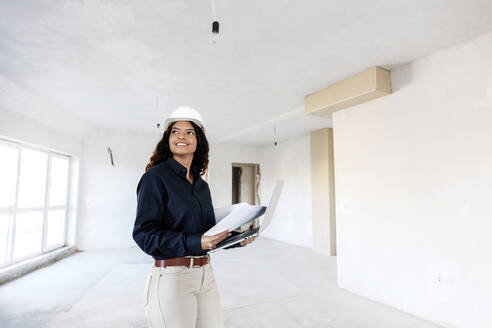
{"left": 192, "top": 183, "right": 204, "bottom": 231}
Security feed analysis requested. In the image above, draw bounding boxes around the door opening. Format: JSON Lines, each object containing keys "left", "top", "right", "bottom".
{"left": 231, "top": 163, "right": 260, "bottom": 231}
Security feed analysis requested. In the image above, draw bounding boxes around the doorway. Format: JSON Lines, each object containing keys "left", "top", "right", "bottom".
{"left": 231, "top": 163, "right": 260, "bottom": 231}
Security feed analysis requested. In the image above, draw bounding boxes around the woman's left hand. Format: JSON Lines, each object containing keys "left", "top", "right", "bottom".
{"left": 240, "top": 224, "right": 258, "bottom": 247}
{"left": 240, "top": 236, "right": 257, "bottom": 247}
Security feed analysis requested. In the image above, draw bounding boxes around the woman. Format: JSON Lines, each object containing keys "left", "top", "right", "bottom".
{"left": 133, "top": 106, "right": 256, "bottom": 328}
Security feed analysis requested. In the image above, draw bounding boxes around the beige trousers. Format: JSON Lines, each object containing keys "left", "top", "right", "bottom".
{"left": 143, "top": 262, "right": 224, "bottom": 328}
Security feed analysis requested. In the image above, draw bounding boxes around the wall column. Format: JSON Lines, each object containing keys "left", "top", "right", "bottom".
{"left": 311, "top": 128, "right": 336, "bottom": 255}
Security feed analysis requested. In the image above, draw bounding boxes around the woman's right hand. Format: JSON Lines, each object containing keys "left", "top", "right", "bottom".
{"left": 201, "top": 230, "right": 231, "bottom": 250}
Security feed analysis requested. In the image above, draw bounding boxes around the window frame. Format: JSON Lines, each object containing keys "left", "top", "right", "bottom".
{"left": 0, "top": 138, "right": 71, "bottom": 269}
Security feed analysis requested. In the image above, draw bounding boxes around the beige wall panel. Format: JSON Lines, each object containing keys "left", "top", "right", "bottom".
{"left": 327, "top": 128, "right": 336, "bottom": 255}
{"left": 311, "top": 128, "right": 336, "bottom": 255}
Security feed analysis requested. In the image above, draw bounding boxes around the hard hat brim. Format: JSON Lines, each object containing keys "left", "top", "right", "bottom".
{"left": 164, "top": 118, "right": 206, "bottom": 134}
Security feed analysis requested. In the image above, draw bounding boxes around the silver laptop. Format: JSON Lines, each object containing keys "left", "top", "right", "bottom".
{"left": 208, "top": 180, "right": 284, "bottom": 253}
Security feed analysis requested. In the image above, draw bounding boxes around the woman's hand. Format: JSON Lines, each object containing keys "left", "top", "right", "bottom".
{"left": 240, "top": 223, "right": 258, "bottom": 247}
{"left": 240, "top": 236, "right": 257, "bottom": 247}
{"left": 201, "top": 230, "right": 230, "bottom": 250}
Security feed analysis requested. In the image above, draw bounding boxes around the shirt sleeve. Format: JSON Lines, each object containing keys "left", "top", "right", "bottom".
{"left": 132, "top": 172, "right": 203, "bottom": 258}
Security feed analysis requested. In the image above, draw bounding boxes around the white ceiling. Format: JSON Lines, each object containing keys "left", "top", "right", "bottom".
{"left": 1, "top": 0, "right": 492, "bottom": 146}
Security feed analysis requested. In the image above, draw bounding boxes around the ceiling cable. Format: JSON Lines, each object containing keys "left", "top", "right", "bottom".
{"left": 211, "top": 0, "right": 217, "bottom": 19}
{"left": 274, "top": 125, "right": 279, "bottom": 146}
{"left": 156, "top": 96, "right": 161, "bottom": 129}
{"left": 211, "top": 0, "right": 219, "bottom": 43}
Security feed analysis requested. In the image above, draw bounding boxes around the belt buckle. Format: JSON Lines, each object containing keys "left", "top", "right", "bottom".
{"left": 189, "top": 255, "right": 208, "bottom": 268}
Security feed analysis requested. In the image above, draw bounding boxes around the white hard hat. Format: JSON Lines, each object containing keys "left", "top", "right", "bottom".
{"left": 164, "top": 106, "right": 206, "bottom": 133}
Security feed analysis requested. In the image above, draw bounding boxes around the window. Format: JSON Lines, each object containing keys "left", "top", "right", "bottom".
{"left": 0, "top": 138, "right": 71, "bottom": 269}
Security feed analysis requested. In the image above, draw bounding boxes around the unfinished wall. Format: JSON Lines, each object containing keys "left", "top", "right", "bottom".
{"left": 77, "top": 129, "right": 158, "bottom": 250}
{"left": 334, "top": 31, "right": 492, "bottom": 327}
{"left": 259, "top": 135, "right": 312, "bottom": 248}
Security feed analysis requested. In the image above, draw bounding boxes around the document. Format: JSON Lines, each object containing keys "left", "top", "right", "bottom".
{"left": 206, "top": 180, "right": 284, "bottom": 252}
{"left": 205, "top": 202, "right": 266, "bottom": 236}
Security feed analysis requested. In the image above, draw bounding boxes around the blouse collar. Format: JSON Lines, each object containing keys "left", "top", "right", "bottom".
{"left": 165, "top": 157, "right": 199, "bottom": 182}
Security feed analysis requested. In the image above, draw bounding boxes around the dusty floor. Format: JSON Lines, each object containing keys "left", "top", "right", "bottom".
{"left": 0, "top": 238, "right": 443, "bottom": 328}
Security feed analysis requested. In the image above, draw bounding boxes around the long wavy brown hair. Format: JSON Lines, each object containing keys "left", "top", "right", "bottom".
{"left": 145, "top": 121, "right": 209, "bottom": 175}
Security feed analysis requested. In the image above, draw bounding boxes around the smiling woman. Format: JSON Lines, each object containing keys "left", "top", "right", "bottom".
{"left": 133, "top": 106, "right": 255, "bottom": 328}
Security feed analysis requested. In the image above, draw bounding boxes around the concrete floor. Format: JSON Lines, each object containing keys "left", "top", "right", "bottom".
{"left": 0, "top": 238, "right": 443, "bottom": 328}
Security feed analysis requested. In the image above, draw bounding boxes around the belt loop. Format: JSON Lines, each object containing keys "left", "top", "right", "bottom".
{"left": 189, "top": 257, "right": 194, "bottom": 268}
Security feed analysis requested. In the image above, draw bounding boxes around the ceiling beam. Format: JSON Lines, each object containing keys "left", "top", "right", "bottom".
{"left": 305, "top": 67, "right": 392, "bottom": 118}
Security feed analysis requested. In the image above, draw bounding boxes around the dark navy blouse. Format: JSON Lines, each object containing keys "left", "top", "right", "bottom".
{"left": 133, "top": 156, "right": 240, "bottom": 260}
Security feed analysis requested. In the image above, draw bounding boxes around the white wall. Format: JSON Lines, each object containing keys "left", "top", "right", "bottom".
{"left": 259, "top": 136, "right": 312, "bottom": 248}
{"left": 0, "top": 108, "right": 83, "bottom": 157}
{"left": 77, "top": 129, "right": 159, "bottom": 250}
{"left": 209, "top": 140, "right": 314, "bottom": 249}
{"left": 333, "top": 31, "right": 492, "bottom": 328}
{"left": 208, "top": 143, "right": 261, "bottom": 208}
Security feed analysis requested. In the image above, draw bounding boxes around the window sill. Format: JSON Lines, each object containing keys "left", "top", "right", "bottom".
{"left": 0, "top": 246, "right": 77, "bottom": 285}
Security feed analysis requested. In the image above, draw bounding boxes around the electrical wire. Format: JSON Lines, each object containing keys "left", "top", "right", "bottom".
{"left": 211, "top": 0, "right": 217, "bottom": 20}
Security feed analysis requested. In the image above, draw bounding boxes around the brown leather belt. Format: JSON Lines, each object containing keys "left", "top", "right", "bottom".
{"left": 154, "top": 255, "right": 210, "bottom": 268}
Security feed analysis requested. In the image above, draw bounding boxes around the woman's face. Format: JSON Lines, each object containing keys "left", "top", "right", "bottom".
{"left": 168, "top": 121, "right": 197, "bottom": 157}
